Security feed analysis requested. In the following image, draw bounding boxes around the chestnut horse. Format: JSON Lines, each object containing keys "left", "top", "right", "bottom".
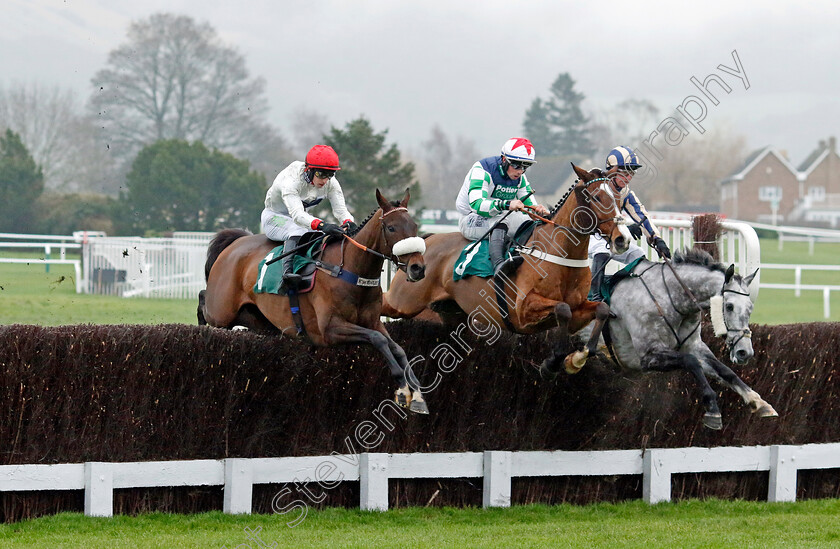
{"left": 382, "top": 165, "right": 631, "bottom": 373}
{"left": 198, "top": 189, "right": 430, "bottom": 413}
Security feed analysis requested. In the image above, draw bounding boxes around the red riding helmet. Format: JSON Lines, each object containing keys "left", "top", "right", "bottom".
{"left": 305, "top": 145, "right": 341, "bottom": 171}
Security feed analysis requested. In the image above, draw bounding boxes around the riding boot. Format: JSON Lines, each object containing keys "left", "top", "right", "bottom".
{"left": 490, "top": 225, "right": 523, "bottom": 279}
{"left": 282, "top": 236, "right": 302, "bottom": 290}
{"left": 588, "top": 252, "right": 611, "bottom": 302}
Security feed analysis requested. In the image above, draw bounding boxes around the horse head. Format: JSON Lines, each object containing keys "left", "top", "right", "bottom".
{"left": 375, "top": 188, "right": 426, "bottom": 282}
{"left": 719, "top": 264, "right": 759, "bottom": 364}
{"left": 570, "top": 164, "right": 631, "bottom": 253}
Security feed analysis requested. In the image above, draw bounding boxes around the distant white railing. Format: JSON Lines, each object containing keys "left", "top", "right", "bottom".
{"left": 410, "top": 219, "right": 762, "bottom": 302}
{"left": 82, "top": 234, "right": 213, "bottom": 298}
{"left": 2, "top": 444, "right": 838, "bottom": 517}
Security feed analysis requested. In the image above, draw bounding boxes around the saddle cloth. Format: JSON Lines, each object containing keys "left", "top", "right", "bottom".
{"left": 600, "top": 257, "right": 645, "bottom": 305}
{"left": 253, "top": 240, "right": 320, "bottom": 296}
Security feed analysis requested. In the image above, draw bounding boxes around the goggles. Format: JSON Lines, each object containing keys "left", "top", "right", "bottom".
{"left": 508, "top": 160, "right": 533, "bottom": 171}
{"left": 313, "top": 170, "right": 336, "bottom": 180}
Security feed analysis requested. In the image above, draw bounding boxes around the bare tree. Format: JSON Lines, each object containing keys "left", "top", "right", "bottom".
{"left": 0, "top": 82, "right": 118, "bottom": 193}
{"left": 648, "top": 123, "right": 747, "bottom": 210}
{"left": 419, "top": 125, "right": 479, "bottom": 210}
{"left": 290, "top": 107, "right": 331, "bottom": 157}
{"left": 591, "top": 98, "right": 661, "bottom": 153}
{"left": 88, "top": 13, "right": 285, "bottom": 170}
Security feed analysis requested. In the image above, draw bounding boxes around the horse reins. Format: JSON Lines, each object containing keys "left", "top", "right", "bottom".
{"left": 341, "top": 207, "right": 423, "bottom": 271}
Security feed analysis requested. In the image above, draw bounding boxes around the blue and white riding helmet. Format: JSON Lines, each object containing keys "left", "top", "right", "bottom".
{"left": 605, "top": 146, "right": 642, "bottom": 171}
{"left": 501, "top": 137, "right": 537, "bottom": 164}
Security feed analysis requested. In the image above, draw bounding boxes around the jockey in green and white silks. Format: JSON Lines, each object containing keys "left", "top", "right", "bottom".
{"left": 455, "top": 137, "right": 550, "bottom": 278}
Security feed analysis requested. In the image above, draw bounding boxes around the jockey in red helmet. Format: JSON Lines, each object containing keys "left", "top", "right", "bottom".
{"left": 261, "top": 145, "right": 356, "bottom": 289}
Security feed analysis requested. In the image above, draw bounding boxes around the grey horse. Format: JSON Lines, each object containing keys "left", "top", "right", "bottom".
{"left": 554, "top": 248, "right": 778, "bottom": 430}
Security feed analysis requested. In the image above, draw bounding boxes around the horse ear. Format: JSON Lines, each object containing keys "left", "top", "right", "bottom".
{"left": 571, "top": 163, "right": 590, "bottom": 182}
{"left": 376, "top": 189, "right": 391, "bottom": 211}
{"left": 400, "top": 187, "right": 410, "bottom": 208}
{"left": 725, "top": 264, "right": 735, "bottom": 283}
{"left": 743, "top": 267, "right": 759, "bottom": 286}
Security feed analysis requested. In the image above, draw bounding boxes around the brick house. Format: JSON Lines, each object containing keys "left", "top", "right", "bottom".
{"left": 795, "top": 137, "right": 840, "bottom": 227}
{"left": 719, "top": 137, "right": 840, "bottom": 226}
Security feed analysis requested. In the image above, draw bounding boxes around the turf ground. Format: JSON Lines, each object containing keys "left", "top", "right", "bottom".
{"left": 2, "top": 237, "right": 837, "bottom": 325}
{"left": 2, "top": 500, "right": 840, "bottom": 548}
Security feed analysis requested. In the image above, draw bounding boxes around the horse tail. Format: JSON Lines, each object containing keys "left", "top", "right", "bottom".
{"left": 205, "top": 228, "right": 252, "bottom": 281}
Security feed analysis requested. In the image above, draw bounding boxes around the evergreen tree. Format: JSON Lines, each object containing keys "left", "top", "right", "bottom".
{"left": 0, "top": 129, "right": 44, "bottom": 232}
{"left": 324, "top": 117, "right": 419, "bottom": 215}
{"left": 522, "top": 73, "right": 596, "bottom": 158}
{"left": 122, "top": 139, "right": 265, "bottom": 234}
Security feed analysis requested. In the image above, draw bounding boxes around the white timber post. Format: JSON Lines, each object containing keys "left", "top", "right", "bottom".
{"left": 223, "top": 458, "right": 253, "bottom": 514}
{"left": 643, "top": 449, "right": 671, "bottom": 504}
{"left": 768, "top": 445, "right": 797, "bottom": 502}
{"left": 84, "top": 462, "right": 113, "bottom": 517}
{"left": 483, "top": 451, "right": 512, "bottom": 508}
{"left": 360, "top": 453, "right": 389, "bottom": 511}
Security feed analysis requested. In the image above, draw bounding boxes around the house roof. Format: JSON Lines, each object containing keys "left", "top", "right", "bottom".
{"left": 720, "top": 146, "right": 800, "bottom": 185}
{"left": 797, "top": 142, "right": 833, "bottom": 179}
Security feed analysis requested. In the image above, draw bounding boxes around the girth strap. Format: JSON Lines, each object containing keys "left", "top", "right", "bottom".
{"left": 287, "top": 290, "right": 307, "bottom": 336}
{"left": 494, "top": 277, "right": 518, "bottom": 333}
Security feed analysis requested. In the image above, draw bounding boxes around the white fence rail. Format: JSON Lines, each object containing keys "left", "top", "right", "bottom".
{"left": 0, "top": 220, "right": 762, "bottom": 300}
{"left": 411, "top": 220, "right": 762, "bottom": 301}
{"left": 2, "top": 444, "right": 838, "bottom": 517}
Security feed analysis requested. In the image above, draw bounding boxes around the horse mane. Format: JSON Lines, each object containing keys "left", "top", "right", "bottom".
{"left": 672, "top": 248, "right": 727, "bottom": 274}
{"left": 547, "top": 168, "right": 606, "bottom": 218}
{"left": 205, "top": 228, "right": 252, "bottom": 280}
{"left": 347, "top": 200, "right": 403, "bottom": 237}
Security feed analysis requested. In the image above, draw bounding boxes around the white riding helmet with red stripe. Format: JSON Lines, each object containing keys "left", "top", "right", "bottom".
{"left": 501, "top": 137, "right": 536, "bottom": 164}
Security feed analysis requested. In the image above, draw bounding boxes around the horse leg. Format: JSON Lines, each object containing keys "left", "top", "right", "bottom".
{"left": 325, "top": 318, "right": 428, "bottom": 414}
{"left": 563, "top": 301, "right": 610, "bottom": 375}
{"left": 197, "top": 290, "right": 207, "bottom": 326}
{"left": 641, "top": 349, "right": 723, "bottom": 430}
{"left": 539, "top": 302, "right": 572, "bottom": 379}
{"left": 699, "top": 349, "right": 778, "bottom": 418}
{"left": 374, "top": 323, "right": 429, "bottom": 414}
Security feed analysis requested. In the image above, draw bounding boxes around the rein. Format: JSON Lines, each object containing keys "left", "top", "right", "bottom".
{"left": 631, "top": 261, "right": 751, "bottom": 350}
{"left": 341, "top": 206, "right": 425, "bottom": 271}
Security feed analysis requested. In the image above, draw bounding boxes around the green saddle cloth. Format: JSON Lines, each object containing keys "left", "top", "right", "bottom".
{"left": 254, "top": 244, "right": 317, "bottom": 295}
{"left": 453, "top": 240, "right": 494, "bottom": 281}
{"left": 598, "top": 257, "right": 645, "bottom": 305}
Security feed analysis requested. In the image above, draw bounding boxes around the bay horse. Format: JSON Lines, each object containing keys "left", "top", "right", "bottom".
{"left": 197, "top": 189, "right": 430, "bottom": 413}
{"left": 382, "top": 165, "right": 632, "bottom": 373}
{"left": 572, "top": 249, "right": 777, "bottom": 430}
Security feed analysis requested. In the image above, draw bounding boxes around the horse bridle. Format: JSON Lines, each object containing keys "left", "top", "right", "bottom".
{"left": 586, "top": 178, "right": 627, "bottom": 243}
{"left": 718, "top": 284, "right": 753, "bottom": 349}
{"left": 635, "top": 261, "right": 752, "bottom": 350}
{"left": 342, "top": 207, "right": 425, "bottom": 271}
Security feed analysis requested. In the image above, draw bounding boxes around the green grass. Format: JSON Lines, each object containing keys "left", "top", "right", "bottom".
{"left": 1, "top": 238, "right": 838, "bottom": 326}
{"left": 750, "top": 238, "right": 840, "bottom": 324}
{"left": 0, "top": 260, "right": 196, "bottom": 326}
{"left": 1, "top": 500, "right": 839, "bottom": 548}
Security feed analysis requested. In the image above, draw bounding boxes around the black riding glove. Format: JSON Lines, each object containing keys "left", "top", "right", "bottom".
{"left": 318, "top": 221, "right": 345, "bottom": 238}
{"left": 652, "top": 237, "right": 671, "bottom": 259}
{"left": 342, "top": 220, "right": 359, "bottom": 233}
{"left": 627, "top": 222, "right": 643, "bottom": 240}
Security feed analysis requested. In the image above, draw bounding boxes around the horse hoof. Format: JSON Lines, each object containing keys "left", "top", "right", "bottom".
{"left": 563, "top": 350, "right": 588, "bottom": 375}
{"left": 409, "top": 399, "right": 429, "bottom": 414}
{"left": 756, "top": 403, "right": 779, "bottom": 418}
{"left": 703, "top": 412, "right": 723, "bottom": 430}
{"left": 395, "top": 386, "right": 412, "bottom": 409}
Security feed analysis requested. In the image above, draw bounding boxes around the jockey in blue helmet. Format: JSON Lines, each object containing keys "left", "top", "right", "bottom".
{"left": 588, "top": 146, "right": 671, "bottom": 301}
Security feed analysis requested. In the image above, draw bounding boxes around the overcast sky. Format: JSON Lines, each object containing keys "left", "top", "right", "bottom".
{"left": 2, "top": 0, "right": 839, "bottom": 164}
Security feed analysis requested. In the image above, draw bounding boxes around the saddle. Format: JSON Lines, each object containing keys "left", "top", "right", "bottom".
{"left": 256, "top": 232, "right": 326, "bottom": 296}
